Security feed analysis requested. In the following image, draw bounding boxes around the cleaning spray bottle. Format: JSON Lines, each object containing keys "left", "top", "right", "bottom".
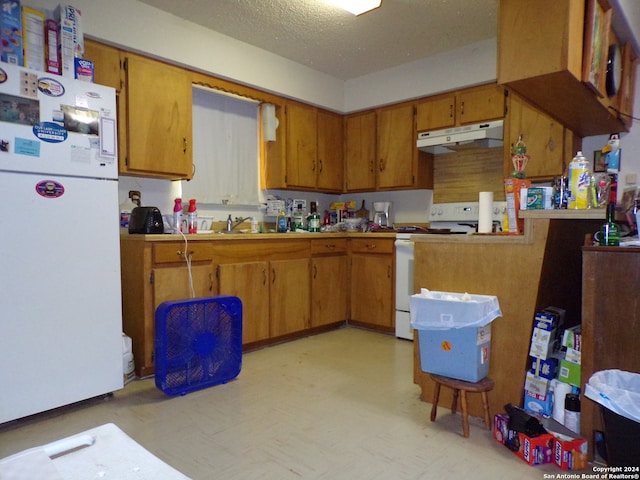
{"left": 173, "top": 198, "right": 183, "bottom": 234}
{"left": 187, "top": 199, "right": 198, "bottom": 234}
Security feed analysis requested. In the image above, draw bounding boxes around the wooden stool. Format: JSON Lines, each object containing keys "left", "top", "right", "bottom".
{"left": 429, "top": 373, "right": 495, "bottom": 438}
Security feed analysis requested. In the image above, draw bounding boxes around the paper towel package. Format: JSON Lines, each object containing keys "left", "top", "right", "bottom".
{"left": 411, "top": 291, "right": 501, "bottom": 382}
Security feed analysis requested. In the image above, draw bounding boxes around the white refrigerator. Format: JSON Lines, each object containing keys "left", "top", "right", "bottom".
{"left": 0, "top": 63, "right": 123, "bottom": 423}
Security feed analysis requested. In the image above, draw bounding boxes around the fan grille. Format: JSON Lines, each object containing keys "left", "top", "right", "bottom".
{"left": 155, "top": 296, "right": 242, "bottom": 395}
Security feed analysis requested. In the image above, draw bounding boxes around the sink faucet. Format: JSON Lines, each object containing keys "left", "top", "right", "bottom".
{"left": 226, "top": 215, "right": 252, "bottom": 232}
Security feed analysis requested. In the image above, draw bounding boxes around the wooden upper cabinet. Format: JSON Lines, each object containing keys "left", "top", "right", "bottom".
{"left": 122, "top": 53, "right": 193, "bottom": 179}
{"left": 379, "top": 102, "right": 433, "bottom": 191}
{"left": 505, "top": 93, "right": 568, "bottom": 180}
{"left": 377, "top": 103, "right": 417, "bottom": 189}
{"left": 345, "top": 110, "right": 377, "bottom": 191}
{"left": 458, "top": 84, "right": 506, "bottom": 125}
{"left": 279, "top": 102, "right": 343, "bottom": 192}
{"left": 285, "top": 102, "right": 318, "bottom": 189}
{"left": 84, "top": 40, "right": 121, "bottom": 90}
{"left": 416, "top": 94, "right": 455, "bottom": 131}
{"left": 317, "top": 110, "right": 344, "bottom": 192}
{"left": 498, "top": 0, "right": 636, "bottom": 136}
{"left": 416, "top": 84, "right": 505, "bottom": 132}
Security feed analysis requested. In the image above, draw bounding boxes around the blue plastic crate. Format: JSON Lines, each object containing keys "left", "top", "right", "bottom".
{"left": 155, "top": 296, "right": 242, "bottom": 396}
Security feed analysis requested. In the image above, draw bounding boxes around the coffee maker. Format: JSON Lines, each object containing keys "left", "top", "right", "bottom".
{"left": 372, "top": 201, "right": 392, "bottom": 227}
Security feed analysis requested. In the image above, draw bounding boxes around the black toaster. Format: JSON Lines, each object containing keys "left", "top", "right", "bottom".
{"left": 129, "top": 206, "right": 164, "bottom": 234}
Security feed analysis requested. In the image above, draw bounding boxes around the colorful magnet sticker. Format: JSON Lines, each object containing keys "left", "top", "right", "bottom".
{"left": 37, "top": 77, "right": 65, "bottom": 97}
{"left": 35, "top": 180, "right": 65, "bottom": 198}
{"left": 0, "top": 67, "right": 7, "bottom": 84}
{"left": 15, "top": 137, "right": 40, "bottom": 157}
{"left": 33, "top": 122, "right": 67, "bottom": 143}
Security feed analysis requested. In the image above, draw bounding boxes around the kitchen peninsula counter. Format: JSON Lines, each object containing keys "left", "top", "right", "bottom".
{"left": 412, "top": 213, "right": 604, "bottom": 421}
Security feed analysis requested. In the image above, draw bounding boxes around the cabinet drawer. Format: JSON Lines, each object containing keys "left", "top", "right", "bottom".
{"left": 311, "top": 238, "right": 347, "bottom": 255}
{"left": 349, "top": 238, "right": 394, "bottom": 254}
{"left": 153, "top": 242, "right": 214, "bottom": 264}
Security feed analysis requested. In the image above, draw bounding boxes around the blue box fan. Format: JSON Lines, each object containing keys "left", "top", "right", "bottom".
{"left": 155, "top": 296, "right": 242, "bottom": 396}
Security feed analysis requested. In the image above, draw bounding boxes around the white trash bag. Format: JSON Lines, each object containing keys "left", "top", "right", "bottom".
{"left": 585, "top": 369, "right": 640, "bottom": 423}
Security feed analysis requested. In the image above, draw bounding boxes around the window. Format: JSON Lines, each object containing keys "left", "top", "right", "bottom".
{"left": 182, "top": 86, "right": 260, "bottom": 205}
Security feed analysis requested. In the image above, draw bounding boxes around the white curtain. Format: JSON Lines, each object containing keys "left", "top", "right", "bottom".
{"left": 183, "top": 86, "right": 260, "bottom": 205}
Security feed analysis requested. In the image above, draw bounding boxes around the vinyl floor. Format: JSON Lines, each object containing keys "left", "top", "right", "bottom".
{"left": 0, "top": 327, "right": 595, "bottom": 479}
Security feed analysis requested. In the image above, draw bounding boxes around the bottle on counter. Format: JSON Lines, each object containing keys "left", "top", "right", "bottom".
{"left": 292, "top": 203, "right": 305, "bottom": 231}
{"left": 567, "top": 151, "right": 591, "bottom": 209}
{"left": 599, "top": 203, "right": 620, "bottom": 246}
{"left": 173, "top": 198, "right": 183, "bottom": 234}
{"left": 277, "top": 209, "right": 287, "bottom": 233}
{"left": 308, "top": 202, "right": 321, "bottom": 232}
{"left": 553, "top": 176, "right": 568, "bottom": 209}
{"left": 187, "top": 199, "right": 197, "bottom": 234}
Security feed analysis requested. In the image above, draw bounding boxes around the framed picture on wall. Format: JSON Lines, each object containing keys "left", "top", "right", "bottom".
{"left": 582, "top": 0, "right": 612, "bottom": 97}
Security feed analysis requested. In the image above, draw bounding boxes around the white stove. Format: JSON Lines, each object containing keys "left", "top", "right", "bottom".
{"left": 394, "top": 201, "right": 506, "bottom": 340}
{"left": 428, "top": 201, "right": 507, "bottom": 233}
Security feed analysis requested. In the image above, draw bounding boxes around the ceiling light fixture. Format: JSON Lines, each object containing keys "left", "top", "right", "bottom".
{"left": 332, "top": 0, "right": 382, "bottom": 16}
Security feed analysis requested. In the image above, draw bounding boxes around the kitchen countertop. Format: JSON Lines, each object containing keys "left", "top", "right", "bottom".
{"left": 121, "top": 231, "right": 398, "bottom": 241}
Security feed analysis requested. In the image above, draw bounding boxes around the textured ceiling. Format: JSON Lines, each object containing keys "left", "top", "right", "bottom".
{"left": 137, "top": 0, "right": 499, "bottom": 80}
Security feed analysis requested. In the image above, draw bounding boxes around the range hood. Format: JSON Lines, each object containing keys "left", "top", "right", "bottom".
{"left": 417, "top": 120, "right": 504, "bottom": 154}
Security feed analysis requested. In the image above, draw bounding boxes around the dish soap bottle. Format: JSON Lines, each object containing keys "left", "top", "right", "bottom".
{"left": 173, "top": 198, "right": 183, "bottom": 234}
{"left": 277, "top": 209, "right": 287, "bottom": 233}
{"left": 187, "top": 199, "right": 197, "bottom": 234}
{"left": 599, "top": 203, "right": 620, "bottom": 246}
{"left": 567, "top": 151, "right": 591, "bottom": 209}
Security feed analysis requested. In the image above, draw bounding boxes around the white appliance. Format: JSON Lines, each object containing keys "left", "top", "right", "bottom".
{"left": 394, "top": 201, "right": 507, "bottom": 340}
{"left": 0, "top": 63, "right": 122, "bottom": 423}
{"left": 394, "top": 233, "right": 414, "bottom": 340}
{"left": 417, "top": 120, "right": 504, "bottom": 154}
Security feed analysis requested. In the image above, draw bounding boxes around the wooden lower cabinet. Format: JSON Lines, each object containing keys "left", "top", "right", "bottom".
{"left": 581, "top": 246, "right": 640, "bottom": 460}
{"left": 218, "top": 261, "right": 270, "bottom": 344}
{"left": 120, "top": 235, "right": 396, "bottom": 375}
{"left": 311, "top": 239, "right": 349, "bottom": 327}
{"left": 270, "top": 257, "right": 311, "bottom": 336}
{"left": 120, "top": 239, "right": 216, "bottom": 377}
{"left": 349, "top": 238, "right": 395, "bottom": 331}
{"left": 213, "top": 240, "right": 310, "bottom": 347}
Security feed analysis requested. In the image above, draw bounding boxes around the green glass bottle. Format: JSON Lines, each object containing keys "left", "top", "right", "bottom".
{"left": 599, "top": 203, "right": 620, "bottom": 246}
{"left": 307, "top": 202, "right": 321, "bottom": 233}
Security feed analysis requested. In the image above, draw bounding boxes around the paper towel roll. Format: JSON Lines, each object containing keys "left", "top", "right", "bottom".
{"left": 478, "top": 192, "right": 494, "bottom": 233}
{"left": 552, "top": 379, "right": 572, "bottom": 425}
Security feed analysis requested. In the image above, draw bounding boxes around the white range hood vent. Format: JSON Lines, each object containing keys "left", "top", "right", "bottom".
{"left": 417, "top": 120, "right": 504, "bottom": 154}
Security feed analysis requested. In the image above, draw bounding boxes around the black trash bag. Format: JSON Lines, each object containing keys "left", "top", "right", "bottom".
{"left": 504, "top": 403, "right": 547, "bottom": 438}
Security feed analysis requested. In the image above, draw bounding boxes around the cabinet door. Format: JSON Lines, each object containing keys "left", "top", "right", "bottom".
{"left": 270, "top": 258, "right": 310, "bottom": 336}
{"left": 124, "top": 54, "right": 192, "bottom": 178}
{"left": 311, "top": 255, "right": 348, "bottom": 327}
{"left": 286, "top": 102, "right": 318, "bottom": 189}
{"left": 218, "top": 261, "right": 270, "bottom": 344}
{"left": 84, "top": 40, "right": 121, "bottom": 90}
{"left": 153, "top": 264, "right": 216, "bottom": 306}
{"left": 416, "top": 94, "right": 455, "bottom": 131}
{"left": 150, "top": 264, "right": 216, "bottom": 369}
{"left": 377, "top": 103, "right": 415, "bottom": 189}
{"left": 345, "top": 111, "right": 377, "bottom": 191}
{"left": 458, "top": 84, "right": 505, "bottom": 125}
{"left": 506, "top": 93, "right": 566, "bottom": 179}
{"left": 317, "top": 110, "right": 344, "bottom": 192}
{"left": 350, "top": 254, "right": 393, "bottom": 328}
